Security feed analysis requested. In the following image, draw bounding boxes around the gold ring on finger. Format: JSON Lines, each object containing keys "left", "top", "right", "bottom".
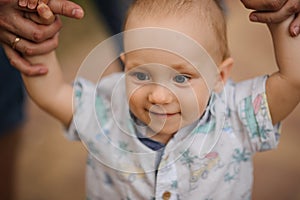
{"left": 11, "top": 36, "right": 21, "bottom": 50}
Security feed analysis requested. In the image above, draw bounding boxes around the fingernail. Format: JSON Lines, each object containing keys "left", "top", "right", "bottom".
{"left": 19, "top": 0, "right": 26, "bottom": 7}
{"left": 28, "top": 3, "right": 37, "bottom": 9}
{"left": 250, "top": 14, "right": 258, "bottom": 22}
{"left": 38, "top": 3, "right": 53, "bottom": 19}
{"left": 293, "top": 26, "right": 300, "bottom": 37}
{"left": 38, "top": 3, "right": 47, "bottom": 12}
{"left": 72, "top": 9, "right": 84, "bottom": 18}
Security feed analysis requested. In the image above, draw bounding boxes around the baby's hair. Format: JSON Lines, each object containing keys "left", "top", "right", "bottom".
{"left": 124, "top": 0, "right": 230, "bottom": 63}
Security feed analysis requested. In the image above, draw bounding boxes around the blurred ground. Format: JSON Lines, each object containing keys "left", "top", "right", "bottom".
{"left": 1, "top": 1, "right": 300, "bottom": 200}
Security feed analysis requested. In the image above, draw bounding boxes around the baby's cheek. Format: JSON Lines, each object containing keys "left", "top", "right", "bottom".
{"left": 179, "top": 100, "right": 200, "bottom": 123}
{"left": 179, "top": 91, "right": 208, "bottom": 123}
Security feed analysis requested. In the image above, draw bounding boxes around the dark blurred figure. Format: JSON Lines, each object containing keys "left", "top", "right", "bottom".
{"left": 0, "top": 45, "right": 25, "bottom": 200}
{"left": 92, "top": 0, "right": 133, "bottom": 70}
{"left": 0, "top": 46, "right": 25, "bottom": 134}
{"left": 93, "top": 0, "right": 133, "bottom": 35}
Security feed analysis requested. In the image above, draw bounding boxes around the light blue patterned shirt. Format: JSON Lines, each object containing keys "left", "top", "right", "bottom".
{"left": 67, "top": 73, "right": 280, "bottom": 200}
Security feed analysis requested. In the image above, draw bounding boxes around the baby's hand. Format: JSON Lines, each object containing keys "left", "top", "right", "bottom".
{"left": 18, "top": 0, "right": 48, "bottom": 10}
{"left": 34, "top": 3, "right": 56, "bottom": 25}
{"left": 19, "top": 0, "right": 55, "bottom": 25}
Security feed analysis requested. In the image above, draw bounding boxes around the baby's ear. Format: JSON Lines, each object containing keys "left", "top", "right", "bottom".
{"left": 120, "top": 53, "right": 130, "bottom": 72}
{"left": 214, "top": 57, "right": 234, "bottom": 92}
{"left": 120, "top": 52, "right": 126, "bottom": 65}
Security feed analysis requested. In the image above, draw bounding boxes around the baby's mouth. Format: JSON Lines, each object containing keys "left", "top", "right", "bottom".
{"left": 147, "top": 110, "right": 178, "bottom": 118}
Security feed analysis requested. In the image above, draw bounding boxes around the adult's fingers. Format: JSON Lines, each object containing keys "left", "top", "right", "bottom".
{"left": 24, "top": 12, "right": 54, "bottom": 25}
{"left": 249, "top": 12, "right": 300, "bottom": 37}
{"left": 0, "top": 12, "right": 62, "bottom": 43}
{"left": 249, "top": 0, "right": 300, "bottom": 23}
{"left": 22, "top": 32, "right": 60, "bottom": 56}
{"left": 48, "top": 0, "right": 84, "bottom": 19}
{"left": 248, "top": 0, "right": 300, "bottom": 37}
{"left": 1, "top": 30, "right": 59, "bottom": 56}
{"left": 23, "top": 3, "right": 56, "bottom": 25}
{"left": 2, "top": 43, "right": 48, "bottom": 76}
{"left": 249, "top": 9, "right": 292, "bottom": 24}
{"left": 289, "top": 13, "right": 300, "bottom": 36}
{"left": 241, "top": 0, "right": 288, "bottom": 11}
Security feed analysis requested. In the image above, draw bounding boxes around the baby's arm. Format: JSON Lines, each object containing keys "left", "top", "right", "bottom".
{"left": 266, "top": 15, "right": 300, "bottom": 124}
{"left": 20, "top": 3, "right": 73, "bottom": 127}
{"left": 22, "top": 52, "right": 73, "bottom": 127}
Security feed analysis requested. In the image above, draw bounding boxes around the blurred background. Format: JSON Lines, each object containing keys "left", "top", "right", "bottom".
{"left": 0, "top": 0, "right": 299, "bottom": 199}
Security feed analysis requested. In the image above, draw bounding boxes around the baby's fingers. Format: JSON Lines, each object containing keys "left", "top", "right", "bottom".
{"left": 19, "top": 0, "right": 29, "bottom": 8}
{"left": 28, "top": 0, "right": 39, "bottom": 9}
{"left": 37, "top": 3, "right": 55, "bottom": 24}
{"left": 290, "top": 13, "right": 300, "bottom": 37}
{"left": 24, "top": 3, "right": 55, "bottom": 25}
{"left": 19, "top": 0, "right": 39, "bottom": 10}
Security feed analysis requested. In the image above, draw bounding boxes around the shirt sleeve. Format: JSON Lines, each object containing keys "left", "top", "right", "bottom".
{"left": 64, "top": 77, "right": 99, "bottom": 141}
{"left": 64, "top": 73, "right": 124, "bottom": 141}
{"left": 234, "top": 76, "right": 281, "bottom": 153}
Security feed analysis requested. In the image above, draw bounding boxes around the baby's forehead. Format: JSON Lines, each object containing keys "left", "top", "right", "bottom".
{"left": 123, "top": 0, "right": 228, "bottom": 63}
{"left": 122, "top": 27, "right": 218, "bottom": 66}
{"left": 123, "top": 11, "right": 224, "bottom": 63}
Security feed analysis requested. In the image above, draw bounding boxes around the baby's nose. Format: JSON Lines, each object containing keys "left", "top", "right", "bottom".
{"left": 148, "top": 85, "right": 173, "bottom": 104}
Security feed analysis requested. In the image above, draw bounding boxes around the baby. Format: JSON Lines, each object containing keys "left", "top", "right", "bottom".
{"left": 8, "top": 0, "right": 300, "bottom": 199}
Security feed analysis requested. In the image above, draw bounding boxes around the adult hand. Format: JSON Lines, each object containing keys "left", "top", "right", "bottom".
{"left": 0, "top": 0, "right": 83, "bottom": 52}
{"left": 18, "top": 0, "right": 84, "bottom": 19}
{"left": 2, "top": 32, "right": 59, "bottom": 76}
{"left": 241, "top": 0, "right": 300, "bottom": 36}
{"left": 1, "top": 2, "right": 60, "bottom": 75}
{"left": 0, "top": 0, "right": 84, "bottom": 75}
{"left": 0, "top": 3, "right": 62, "bottom": 55}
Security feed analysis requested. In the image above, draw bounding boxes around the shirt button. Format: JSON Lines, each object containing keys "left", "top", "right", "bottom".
{"left": 162, "top": 191, "right": 171, "bottom": 200}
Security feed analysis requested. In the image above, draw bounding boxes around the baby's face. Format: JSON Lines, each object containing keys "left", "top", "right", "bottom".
{"left": 122, "top": 13, "right": 219, "bottom": 143}
{"left": 124, "top": 49, "right": 210, "bottom": 143}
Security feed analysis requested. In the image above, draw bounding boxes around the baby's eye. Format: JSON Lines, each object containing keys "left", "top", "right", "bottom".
{"left": 173, "top": 75, "right": 190, "bottom": 84}
{"left": 133, "top": 72, "right": 150, "bottom": 81}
